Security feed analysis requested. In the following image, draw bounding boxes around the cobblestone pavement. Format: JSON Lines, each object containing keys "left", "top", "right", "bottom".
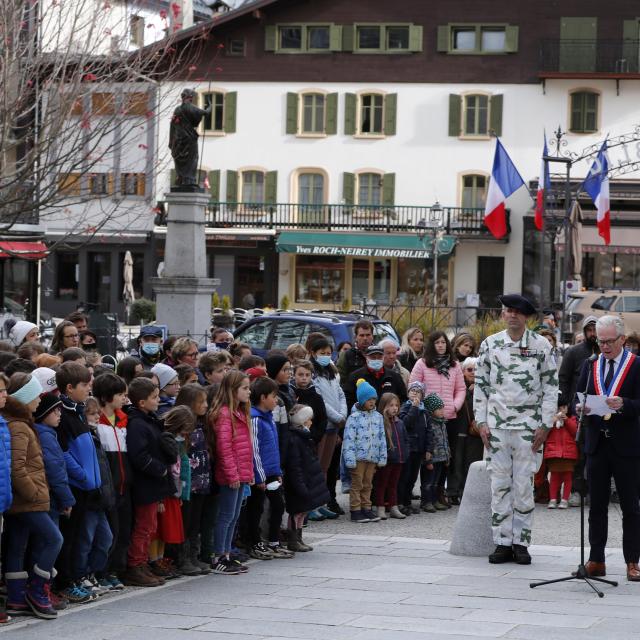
{"left": 2, "top": 509, "right": 633, "bottom": 640}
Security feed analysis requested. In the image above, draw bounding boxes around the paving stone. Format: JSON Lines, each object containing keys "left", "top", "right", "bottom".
{"left": 462, "top": 608, "right": 601, "bottom": 628}
{"left": 212, "top": 605, "right": 359, "bottom": 626}
{"left": 194, "top": 618, "right": 362, "bottom": 639}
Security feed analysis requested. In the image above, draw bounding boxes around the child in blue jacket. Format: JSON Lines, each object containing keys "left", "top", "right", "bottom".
{"left": 342, "top": 379, "right": 387, "bottom": 524}
{"left": 245, "top": 377, "right": 293, "bottom": 559}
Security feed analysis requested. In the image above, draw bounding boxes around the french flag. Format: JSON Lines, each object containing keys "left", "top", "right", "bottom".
{"left": 534, "top": 134, "right": 550, "bottom": 231}
{"left": 582, "top": 141, "right": 611, "bottom": 245}
{"left": 484, "top": 139, "right": 527, "bottom": 239}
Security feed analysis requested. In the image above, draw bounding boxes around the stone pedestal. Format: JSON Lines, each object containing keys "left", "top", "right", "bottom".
{"left": 151, "top": 191, "right": 216, "bottom": 341}
{"left": 449, "top": 460, "right": 495, "bottom": 557}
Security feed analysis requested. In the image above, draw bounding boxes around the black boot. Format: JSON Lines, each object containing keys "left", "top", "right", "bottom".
{"left": 488, "top": 545, "right": 514, "bottom": 564}
{"left": 512, "top": 544, "right": 531, "bottom": 565}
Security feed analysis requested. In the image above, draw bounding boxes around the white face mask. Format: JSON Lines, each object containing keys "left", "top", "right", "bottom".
{"left": 367, "top": 359, "right": 384, "bottom": 372}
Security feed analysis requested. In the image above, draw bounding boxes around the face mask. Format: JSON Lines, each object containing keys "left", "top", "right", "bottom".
{"left": 215, "top": 342, "right": 230, "bottom": 351}
{"left": 175, "top": 435, "right": 185, "bottom": 442}
{"left": 141, "top": 342, "right": 160, "bottom": 356}
{"left": 315, "top": 355, "right": 332, "bottom": 367}
{"left": 367, "top": 360, "right": 384, "bottom": 372}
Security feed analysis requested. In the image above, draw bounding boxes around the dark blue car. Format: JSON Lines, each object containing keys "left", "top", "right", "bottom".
{"left": 233, "top": 311, "right": 399, "bottom": 358}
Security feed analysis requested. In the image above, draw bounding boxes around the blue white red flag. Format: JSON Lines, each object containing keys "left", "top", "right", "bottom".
{"left": 582, "top": 141, "right": 610, "bottom": 245}
{"left": 484, "top": 139, "right": 527, "bottom": 239}
{"left": 534, "top": 133, "right": 550, "bottom": 231}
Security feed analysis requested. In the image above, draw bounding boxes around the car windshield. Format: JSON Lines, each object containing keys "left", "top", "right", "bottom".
{"left": 591, "top": 296, "right": 616, "bottom": 311}
{"left": 566, "top": 296, "right": 584, "bottom": 311}
{"left": 350, "top": 322, "right": 399, "bottom": 343}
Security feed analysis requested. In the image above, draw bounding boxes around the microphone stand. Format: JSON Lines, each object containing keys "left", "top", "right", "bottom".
{"left": 530, "top": 356, "right": 618, "bottom": 597}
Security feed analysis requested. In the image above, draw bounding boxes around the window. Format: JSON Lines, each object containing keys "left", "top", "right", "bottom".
{"left": 58, "top": 173, "right": 81, "bottom": 197}
{"left": 387, "top": 26, "right": 409, "bottom": 50}
{"left": 202, "top": 92, "right": 224, "bottom": 132}
{"left": 121, "top": 173, "right": 146, "bottom": 196}
{"left": 295, "top": 255, "right": 344, "bottom": 304}
{"left": 265, "top": 24, "right": 341, "bottom": 53}
{"left": 227, "top": 38, "right": 245, "bottom": 56}
{"left": 130, "top": 15, "right": 145, "bottom": 47}
{"left": 298, "top": 173, "right": 324, "bottom": 206}
{"left": 461, "top": 174, "right": 487, "bottom": 208}
{"left": 437, "top": 24, "right": 518, "bottom": 54}
{"left": 89, "top": 173, "right": 109, "bottom": 195}
{"left": 350, "top": 24, "right": 421, "bottom": 53}
{"left": 570, "top": 91, "right": 598, "bottom": 133}
{"left": 235, "top": 320, "right": 273, "bottom": 351}
{"left": 287, "top": 92, "right": 337, "bottom": 136}
{"left": 464, "top": 94, "right": 488, "bottom": 135}
{"left": 360, "top": 94, "right": 383, "bottom": 134}
{"left": 345, "top": 93, "right": 397, "bottom": 136}
{"left": 623, "top": 296, "right": 640, "bottom": 313}
{"left": 124, "top": 92, "right": 148, "bottom": 116}
{"left": 92, "top": 93, "right": 115, "bottom": 115}
{"left": 280, "top": 26, "right": 302, "bottom": 49}
{"left": 302, "top": 93, "right": 325, "bottom": 134}
{"left": 357, "top": 26, "right": 381, "bottom": 49}
{"left": 271, "top": 321, "right": 314, "bottom": 350}
{"left": 56, "top": 252, "right": 79, "bottom": 299}
{"left": 397, "top": 258, "right": 429, "bottom": 305}
{"left": 357, "top": 173, "right": 382, "bottom": 206}
{"left": 308, "top": 26, "right": 330, "bottom": 50}
{"left": 241, "top": 171, "right": 265, "bottom": 203}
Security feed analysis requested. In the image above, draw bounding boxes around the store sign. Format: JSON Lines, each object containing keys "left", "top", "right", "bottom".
{"left": 293, "top": 245, "right": 432, "bottom": 258}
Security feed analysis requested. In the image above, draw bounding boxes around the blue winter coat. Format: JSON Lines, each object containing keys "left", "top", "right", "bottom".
{"left": 399, "top": 402, "right": 432, "bottom": 454}
{"left": 429, "top": 416, "right": 450, "bottom": 463}
{"left": 157, "top": 395, "right": 175, "bottom": 416}
{"left": 188, "top": 422, "right": 211, "bottom": 495}
{"left": 250, "top": 406, "right": 282, "bottom": 483}
{"left": 342, "top": 404, "right": 387, "bottom": 468}
{"left": 0, "top": 416, "right": 11, "bottom": 513}
{"left": 58, "top": 397, "right": 101, "bottom": 492}
{"left": 35, "top": 423, "right": 75, "bottom": 513}
{"left": 386, "top": 416, "right": 410, "bottom": 465}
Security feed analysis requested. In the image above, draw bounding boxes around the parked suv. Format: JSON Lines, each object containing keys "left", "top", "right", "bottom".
{"left": 233, "top": 311, "right": 399, "bottom": 358}
{"left": 566, "top": 290, "right": 640, "bottom": 337}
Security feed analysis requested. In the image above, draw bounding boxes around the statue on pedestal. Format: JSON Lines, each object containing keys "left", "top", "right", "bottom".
{"left": 169, "top": 88, "right": 211, "bottom": 191}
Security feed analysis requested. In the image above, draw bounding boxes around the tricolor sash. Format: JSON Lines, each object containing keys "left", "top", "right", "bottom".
{"left": 593, "top": 349, "right": 635, "bottom": 397}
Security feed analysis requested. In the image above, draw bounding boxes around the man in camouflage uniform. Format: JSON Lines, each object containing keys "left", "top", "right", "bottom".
{"left": 474, "top": 294, "right": 558, "bottom": 565}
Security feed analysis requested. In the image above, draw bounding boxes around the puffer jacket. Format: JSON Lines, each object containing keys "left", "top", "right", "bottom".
{"left": 90, "top": 426, "right": 116, "bottom": 510}
{"left": 544, "top": 415, "right": 579, "bottom": 461}
{"left": 35, "top": 422, "right": 75, "bottom": 513}
{"left": 399, "top": 401, "right": 432, "bottom": 454}
{"left": 188, "top": 421, "right": 211, "bottom": 494}
{"left": 386, "top": 416, "right": 410, "bottom": 465}
{"left": 250, "top": 406, "right": 281, "bottom": 484}
{"left": 0, "top": 415, "right": 12, "bottom": 512}
{"left": 212, "top": 406, "right": 253, "bottom": 486}
{"left": 409, "top": 360, "right": 466, "bottom": 420}
{"left": 342, "top": 404, "right": 387, "bottom": 468}
{"left": 289, "top": 383, "right": 328, "bottom": 444}
{"left": 312, "top": 367, "right": 347, "bottom": 432}
{"left": 429, "top": 416, "right": 450, "bottom": 464}
{"left": 283, "top": 425, "right": 330, "bottom": 514}
{"left": 3, "top": 397, "right": 49, "bottom": 513}
{"left": 157, "top": 395, "right": 175, "bottom": 417}
{"left": 97, "top": 409, "right": 131, "bottom": 497}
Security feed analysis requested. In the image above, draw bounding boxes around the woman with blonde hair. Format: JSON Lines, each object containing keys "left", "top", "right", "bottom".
{"left": 399, "top": 327, "right": 424, "bottom": 373}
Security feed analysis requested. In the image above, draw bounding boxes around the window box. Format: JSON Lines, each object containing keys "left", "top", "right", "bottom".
{"left": 437, "top": 24, "right": 518, "bottom": 54}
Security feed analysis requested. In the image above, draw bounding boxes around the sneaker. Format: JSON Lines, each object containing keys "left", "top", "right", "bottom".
{"left": 558, "top": 499, "right": 569, "bottom": 509}
{"left": 421, "top": 502, "right": 436, "bottom": 513}
{"left": 318, "top": 506, "right": 339, "bottom": 519}
{"left": 307, "top": 509, "right": 326, "bottom": 522}
{"left": 268, "top": 544, "right": 295, "bottom": 559}
{"left": 373, "top": 507, "right": 388, "bottom": 520}
{"left": 250, "top": 542, "right": 274, "bottom": 560}
{"left": 568, "top": 492, "right": 582, "bottom": 507}
{"left": 327, "top": 500, "right": 345, "bottom": 515}
{"left": 212, "top": 557, "right": 241, "bottom": 575}
{"left": 230, "top": 550, "right": 250, "bottom": 563}
{"left": 512, "top": 544, "right": 532, "bottom": 565}
{"left": 106, "top": 574, "right": 125, "bottom": 590}
{"left": 547, "top": 499, "right": 558, "bottom": 509}
{"left": 44, "top": 585, "right": 68, "bottom": 610}
{"left": 58, "top": 583, "right": 92, "bottom": 604}
{"left": 388, "top": 506, "right": 406, "bottom": 519}
{"left": 98, "top": 577, "right": 116, "bottom": 591}
{"left": 350, "top": 510, "right": 369, "bottom": 523}
{"left": 434, "top": 501, "right": 448, "bottom": 511}
{"left": 364, "top": 509, "right": 380, "bottom": 522}
{"left": 80, "top": 576, "right": 104, "bottom": 597}
{"left": 399, "top": 505, "right": 412, "bottom": 516}
{"left": 410, "top": 505, "right": 421, "bottom": 514}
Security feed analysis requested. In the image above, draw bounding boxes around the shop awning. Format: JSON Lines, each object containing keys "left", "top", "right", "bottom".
{"left": 0, "top": 241, "right": 48, "bottom": 260}
{"left": 276, "top": 231, "right": 456, "bottom": 258}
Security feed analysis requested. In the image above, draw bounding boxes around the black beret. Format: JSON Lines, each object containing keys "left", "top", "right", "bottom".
{"left": 498, "top": 294, "right": 537, "bottom": 317}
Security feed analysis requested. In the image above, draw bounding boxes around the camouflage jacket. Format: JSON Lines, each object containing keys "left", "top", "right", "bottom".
{"left": 473, "top": 329, "right": 558, "bottom": 432}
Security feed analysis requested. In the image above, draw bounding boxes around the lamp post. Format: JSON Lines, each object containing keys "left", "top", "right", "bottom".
{"left": 417, "top": 201, "right": 446, "bottom": 326}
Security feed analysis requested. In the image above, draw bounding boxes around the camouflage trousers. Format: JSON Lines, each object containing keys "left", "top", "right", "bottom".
{"left": 486, "top": 429, "right": 543, "bottom": 547}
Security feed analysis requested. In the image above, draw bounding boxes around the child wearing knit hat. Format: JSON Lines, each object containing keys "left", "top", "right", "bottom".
{"left": 421, "top": 392, "right": 451, "bottom": 512}
{"left": 342, "top": 380, "right": 387, "bottom": 523}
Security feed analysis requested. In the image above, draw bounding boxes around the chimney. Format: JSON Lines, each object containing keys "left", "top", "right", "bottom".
{"left": 170, "top": 0, "right": 194, "bottom": 31}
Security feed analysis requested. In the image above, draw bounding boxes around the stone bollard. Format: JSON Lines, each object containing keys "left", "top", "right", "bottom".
{"left": 449, "top": 460, "right": 494, "bottom": 556}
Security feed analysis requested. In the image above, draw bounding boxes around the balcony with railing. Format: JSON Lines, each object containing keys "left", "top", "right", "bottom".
{"left": 539, "top": 39, "right": 640, "bottom": 78}
{"left": 154, "top": 202, "right": 506, "bottom": 240}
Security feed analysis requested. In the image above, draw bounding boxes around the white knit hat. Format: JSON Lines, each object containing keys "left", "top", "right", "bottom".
{"left": 290, "top": 405, "right": 313, "bottom": 427}
{"left": 32, "top": 367, "right": 58, "bottom": 394}
{"left": 9, "top": 321, "right": 37, "bottom": 347}
{"left": 151, "top": 363, "right": 178, "bottom": 390}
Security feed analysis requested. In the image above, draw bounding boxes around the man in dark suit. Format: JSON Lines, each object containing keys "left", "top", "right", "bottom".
{"left": 577, "top": 315, "right": 640, "bottom": 582}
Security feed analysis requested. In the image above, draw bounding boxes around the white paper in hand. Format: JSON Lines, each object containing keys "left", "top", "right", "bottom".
{"left": 576, "top": 393, "right": 617, "bottom": 417}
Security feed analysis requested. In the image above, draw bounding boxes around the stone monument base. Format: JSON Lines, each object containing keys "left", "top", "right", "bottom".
{"left": 449, "top": 460, "right": 495, "bottom": 557}
{"left": 151, "top": 277, "right": 217, "bottom": 342}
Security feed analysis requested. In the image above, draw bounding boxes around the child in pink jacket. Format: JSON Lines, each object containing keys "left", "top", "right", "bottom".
{"left": 208, "top": 371, "right": 253, "bottom": 575}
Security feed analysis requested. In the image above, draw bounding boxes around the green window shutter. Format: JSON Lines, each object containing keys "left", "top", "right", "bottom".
{"left": 384, "top": 93, "right": 397, "bottom": 136}
{"left": 342, "top": 172, "right": 355, "bottom": 206}
{"left": 342, "top": 25, "right": 354, "bottom": 52}
{"left": 409, "top": 25, "right": 423, "bottom": 52}
{"left": 504, "top": 26, "right": 519, "bottom": 52}
{"left": 329, "top": 24, "right": 343, "bottom": 51}
{"left": 489, "top": 94, "right": 503, "bottom": 136}
{"left": 623, "top": 20, "right": 639, "bottom": 72}
{"left": 437, "top": 25, "right": 450, "bottom": 52}
{"left": 223, "top": 92, "right": 236, "bottom": 133}
{"left": 382, "top": 173, "right": 395, "bottom": 207}
{"left": 325, "top": 93, "right": 338, "bottom": 135}
{"left": 226, "top": 170, "right": 238, "bottom": 209}
{"left": 559, "top": 17, "right": 597, "bottom": 72}
{"left": 265, "top": 25, "right": 276, "bottom": 51}
{"left": 208, "top": 170, "right": 220, "bottom": 201}
{"left": 344, "top": 93, "right": 356, "bottom": 135}
{"left": 286, "top": 92, "right": 298, "bottom": 134}
{"left": 448, "top": 94, "right": 462, "bottom": 136}
{"left": 265, "top": 171, "right": 277, "bottom": 204}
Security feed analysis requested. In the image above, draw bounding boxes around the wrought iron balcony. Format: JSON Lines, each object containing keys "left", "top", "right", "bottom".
{"left": 155, "top": 202, "right": 507, "bottom": 239}
{"left": 539, "top": 39, "right": 640, "bottom": 76}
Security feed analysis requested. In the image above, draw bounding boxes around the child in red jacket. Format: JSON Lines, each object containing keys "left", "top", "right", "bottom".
{"left": 543, "top": 403, "right": 578, "bottom": 509}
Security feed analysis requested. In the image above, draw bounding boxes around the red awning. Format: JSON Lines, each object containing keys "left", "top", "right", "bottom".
{"left": 0, "top": 241, "right": 47, "bottom": 260}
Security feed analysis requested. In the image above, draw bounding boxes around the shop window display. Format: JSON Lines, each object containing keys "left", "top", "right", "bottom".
{"left": 295, "top": 255, "right": 344, "bottom": 304}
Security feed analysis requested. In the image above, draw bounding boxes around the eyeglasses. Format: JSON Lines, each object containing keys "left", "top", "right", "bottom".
{"left": 185, "top": 351, "right": 198, "bottom": 358}
{"left": 597, "top": 337, "right": 621, "bottom": 347}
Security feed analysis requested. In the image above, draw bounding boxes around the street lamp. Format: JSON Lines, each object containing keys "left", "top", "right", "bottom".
{"left": 417, "top": 201, "right": 445, "bottom": 324}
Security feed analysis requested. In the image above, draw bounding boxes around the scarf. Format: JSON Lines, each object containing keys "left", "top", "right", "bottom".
{"left": 433, "top": 355, "right": 451, "bottom": 379}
